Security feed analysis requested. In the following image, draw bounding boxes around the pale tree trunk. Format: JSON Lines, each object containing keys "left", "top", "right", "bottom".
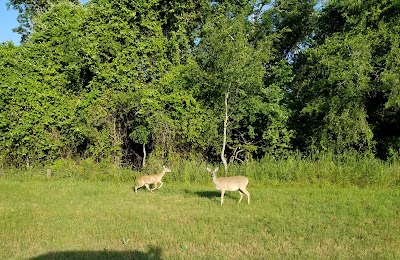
{"left": 142, "top": 143, "right": 147, "bottom": 168}
{"left": 112, "top": 117, "right": 121, "bottom": 166}
{"left": 221, "top": 90, "right": 229, "bottom": 176}
{"left": 26, "top": 157, "right": 30, "bottom": 169}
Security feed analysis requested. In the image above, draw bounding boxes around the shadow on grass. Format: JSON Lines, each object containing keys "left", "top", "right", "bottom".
{"left": 194, "top": 190, "right": 219, "bottom": 198}
{"left": 193, "top": 190, "right": 237, "bottom": 200}
{"left": 30, "top": 246, "right": 162, "bottom": 260}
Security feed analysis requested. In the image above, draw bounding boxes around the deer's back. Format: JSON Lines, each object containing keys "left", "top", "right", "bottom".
{"left": 137, "top": 174, "right": 160, "bottom": 184}
{"left": 214, "top": 176, "right": 248, "bottom": 191}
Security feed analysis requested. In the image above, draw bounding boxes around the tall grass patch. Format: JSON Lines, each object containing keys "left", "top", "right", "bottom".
{"left": 1, "top": 153, "right": 399, "bottom": 187}
{"left": 242, "top": 153, "right": 400, "bottom": 187}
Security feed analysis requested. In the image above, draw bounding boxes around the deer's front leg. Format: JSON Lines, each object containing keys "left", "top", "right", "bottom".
{"left": 220, "top": 190, "right": 225, "bottom": 205}
{"left": 145, "top": 184, "right": 152, "bottom": 192}
{"left": 150, "top": 183, "right": 158, "bottom": 191}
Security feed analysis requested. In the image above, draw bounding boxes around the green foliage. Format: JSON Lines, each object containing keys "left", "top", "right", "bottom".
{"left": 7, "top": 0, "right": 80, "bottom": 43}
{"left": 193, "top": 4, "right": 293, "bottom": 159}
{"left": 0, "top": 43, "right": 83, "bottom": 166}
{"left": 294, "top": 32, "right": 374, "bottom": 152}
{"left": 268, "top": 0, "right": 318, "bottom": 58}
{"left": 291, "top": 0, "right": 400, "bottom": 156}
{"left": 1, "top": 0, "right": 400, "bottom": 167}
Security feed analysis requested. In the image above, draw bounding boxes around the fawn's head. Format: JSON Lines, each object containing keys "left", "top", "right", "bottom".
{"left": 206, "top": 167, "right": 218, "bottom": 177}
{"left": 163, "top": 165, "right": 172, "bottom": 173}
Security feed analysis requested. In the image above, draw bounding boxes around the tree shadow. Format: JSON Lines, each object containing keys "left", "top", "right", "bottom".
{"left": 30, "top": 246, "right": 162, "bottom": 260}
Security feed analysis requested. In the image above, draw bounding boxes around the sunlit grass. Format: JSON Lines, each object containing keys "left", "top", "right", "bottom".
{"left": 0, "top": 179, "right": 399, "bottom": 259}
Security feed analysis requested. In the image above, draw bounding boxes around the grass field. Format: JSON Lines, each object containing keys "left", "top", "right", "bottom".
{"left": 0, "top": 178, "right": 399, "bottom": 259}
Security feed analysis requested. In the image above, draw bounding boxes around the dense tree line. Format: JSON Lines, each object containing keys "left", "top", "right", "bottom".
{"left": 1, "top": 0, "right": 399, "bottom": 168}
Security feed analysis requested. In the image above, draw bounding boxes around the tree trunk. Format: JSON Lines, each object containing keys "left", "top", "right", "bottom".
{"left": 46, "top": 168, "right": 52, "bottom": 178}
{"left": 221, "top": 90, "right": 229, "bottom": 176}
{"left": 26, "top": 157, "right": 30, "bottom": 169}
{"left": 112, "top": 116, "right": 120, "bottom": 166}
{"left": 142, "top": 143, "right": 147, "bottom": 168}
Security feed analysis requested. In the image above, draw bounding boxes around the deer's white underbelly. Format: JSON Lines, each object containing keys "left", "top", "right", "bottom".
{"left": 215, "top": 185, "right": 240, "bottom": 191}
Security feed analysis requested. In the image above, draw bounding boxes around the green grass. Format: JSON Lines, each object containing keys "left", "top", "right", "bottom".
{"left": 0, "top": 178, "right": 399, "bottom": 259}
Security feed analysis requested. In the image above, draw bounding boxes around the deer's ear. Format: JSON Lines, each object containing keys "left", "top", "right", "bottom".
{"left": 206, "top": 167, "right": 211, "bottom": 172}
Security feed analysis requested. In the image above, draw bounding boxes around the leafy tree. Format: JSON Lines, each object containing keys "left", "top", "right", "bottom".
{"left": 3, "top": 0, "right": 400, "bottom": 168}
{"left": 0, "top": 42, "right": 82, "bottom": 166}
{"left": 194, "top": 4, "right": 277, "bottom": 174}
{"left": 7, "top": 0, "right": 80, "bottom": 43}
{"left": 291, "top": 0, "right": 400, "bottom": 157}
{"left": 267, "top": 0, "right": 318, "bottom": 59}
{"left": 75, "top": 0, "right": 213, "bottom": 165}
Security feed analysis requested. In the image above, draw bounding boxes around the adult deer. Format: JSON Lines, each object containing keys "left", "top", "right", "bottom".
{"left": 134, "top": 165, "right": 171, "bottom": 193}
{"left": 206, "top": 167, "right": 250, "bottom": 205}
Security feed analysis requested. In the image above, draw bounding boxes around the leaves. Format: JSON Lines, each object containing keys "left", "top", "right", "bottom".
{"left": 1, "top": 0, "right": 400, "bottom": 166}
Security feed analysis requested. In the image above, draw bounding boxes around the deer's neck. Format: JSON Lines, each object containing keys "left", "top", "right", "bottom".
{"left": 212, "top": 174, "right": 219, "bottom": 187}
{"left": 158, "top": 170, "right": 167, "bottom": 177}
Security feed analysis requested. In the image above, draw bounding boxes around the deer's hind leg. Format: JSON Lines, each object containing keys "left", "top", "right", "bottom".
{"left": 134, "top": 183, "right": 143, "bottom": 193}
{"left": 240, "top": 188, "right": 250, "bottom": 204}
{"left": 145, "top": 183, "right": 153, "bottom": 192}
{"left": 238, "top": 190, "right": 244, "bottom": 204}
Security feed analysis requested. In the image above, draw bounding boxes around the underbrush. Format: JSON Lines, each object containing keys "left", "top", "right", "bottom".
{"left": 1, "top": 153, "right": 399, "bottom": 187}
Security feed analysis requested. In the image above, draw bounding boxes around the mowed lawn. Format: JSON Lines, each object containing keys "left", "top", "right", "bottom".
{"left": 0, "top": 179, "right": 399, "bottom": 259}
